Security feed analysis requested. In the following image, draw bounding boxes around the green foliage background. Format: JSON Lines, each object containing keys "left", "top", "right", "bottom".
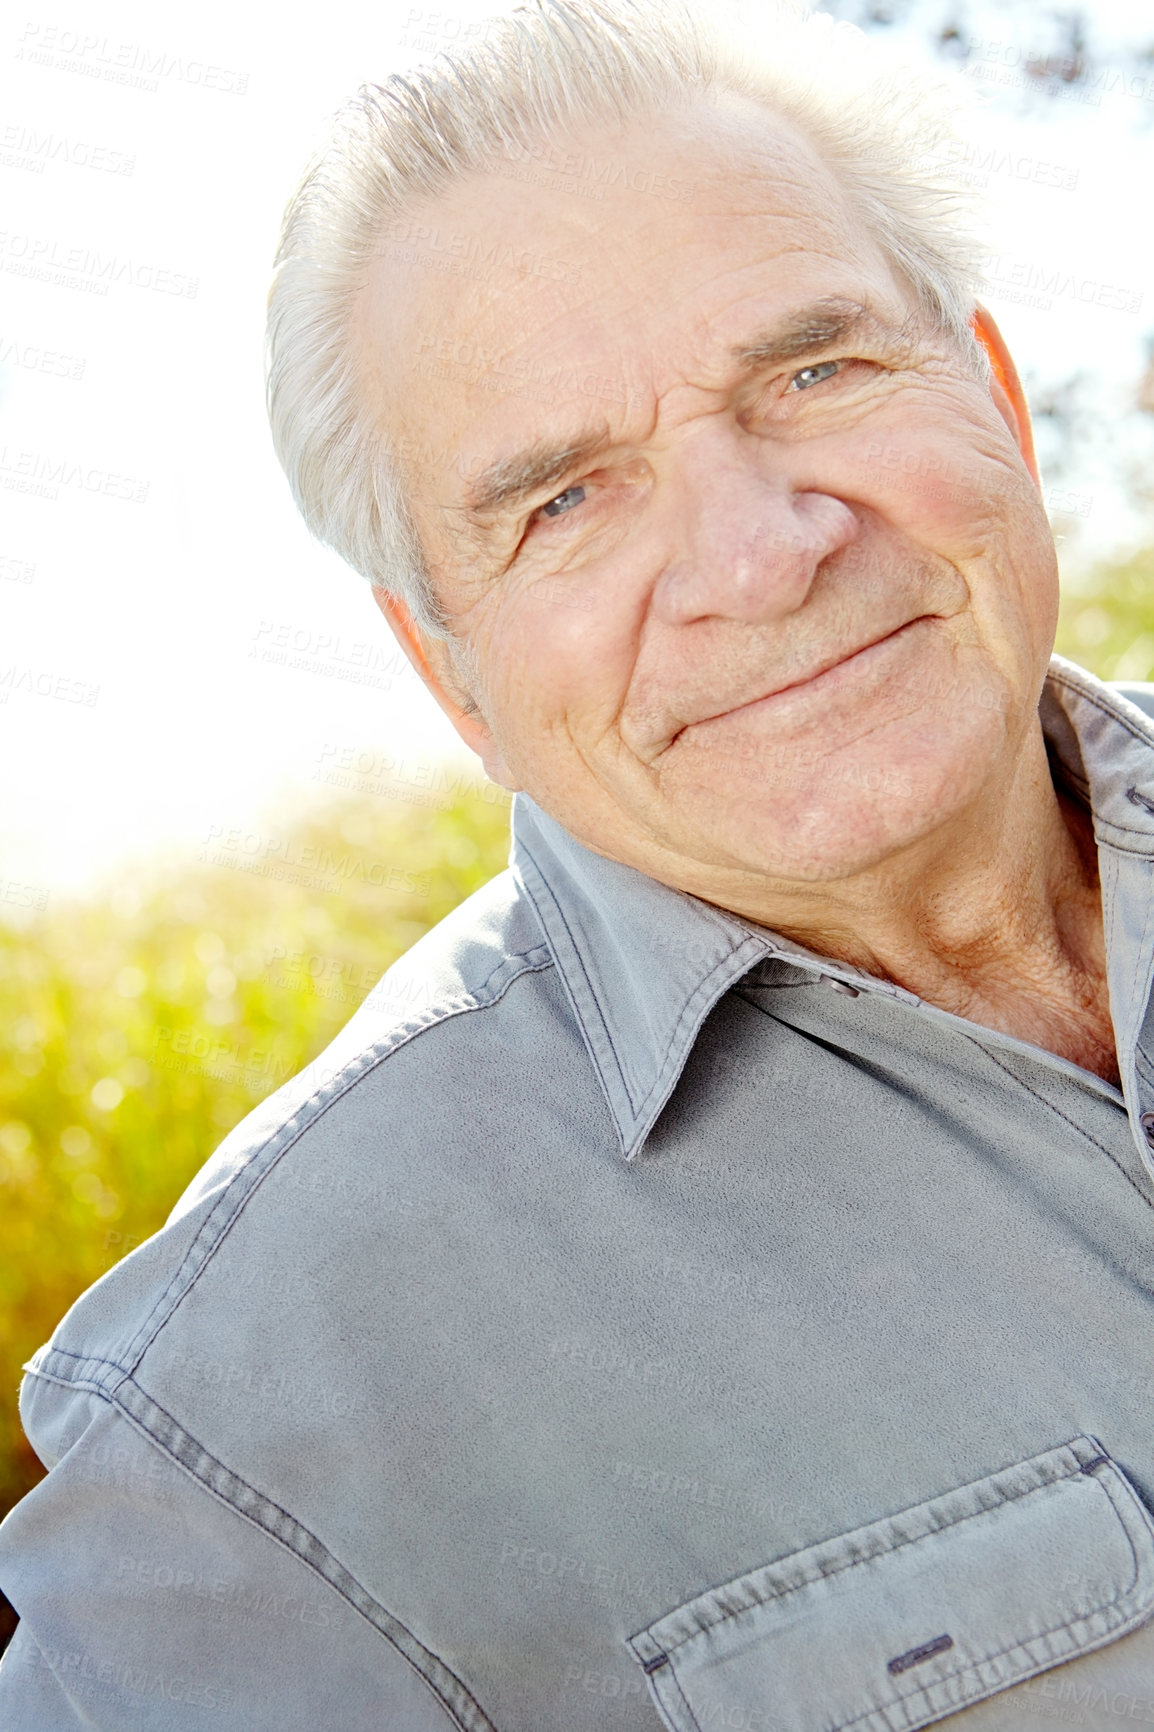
{"left": 0, "top": 788, "right": 512, "bottom": 1522}
{"left": 1054, "top": 547, "right": 1154, "bottom": 685}
{"left": 1, "top": 543, "right": 1152, "bottom": 1526}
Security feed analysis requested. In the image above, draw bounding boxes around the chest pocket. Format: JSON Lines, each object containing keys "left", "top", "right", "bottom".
{"left": 627, "top": 1436, "right": 1154, "bottom": 1732}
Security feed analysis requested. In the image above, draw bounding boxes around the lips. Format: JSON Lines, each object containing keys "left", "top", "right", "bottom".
{"left": 678, "top": 617, "right": 929, "bottom": 739}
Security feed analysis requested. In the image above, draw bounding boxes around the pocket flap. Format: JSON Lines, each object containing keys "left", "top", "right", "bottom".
{"left": 627, "top": 1437, "right": 1154, "bottom": 1732}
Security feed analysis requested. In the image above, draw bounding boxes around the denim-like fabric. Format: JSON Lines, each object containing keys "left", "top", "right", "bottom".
{"left": 2, "top": 655, "right": 1154, "bottom": 1731}
{"left": 630, "top": 1440, "right": 1154, "bottom": 1730}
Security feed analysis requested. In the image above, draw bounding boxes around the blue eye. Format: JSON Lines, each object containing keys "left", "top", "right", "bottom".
{"left": 541, "top": 485, "right": 586, "bottom": 518}
{"left": 791, "top": 360, "right": 840, "bottom": 390}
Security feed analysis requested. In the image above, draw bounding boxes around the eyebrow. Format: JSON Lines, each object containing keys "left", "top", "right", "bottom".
{"left": 728, "top": 296, "right": 904, "bottom": 370}
{"left": 461, "top": 428, "right": 612, "bottom": 523}
{"left": 457, "top": 298, "right": 908, "bottom": 527}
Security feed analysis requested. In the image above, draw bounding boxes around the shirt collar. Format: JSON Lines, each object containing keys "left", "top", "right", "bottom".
{"left": 510, "top": 655, "right": 1154, "bottom": 1162}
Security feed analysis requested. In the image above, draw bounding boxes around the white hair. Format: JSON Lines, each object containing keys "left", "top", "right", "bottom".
{"left": 266, "top": 0, "right": 987, "bottom": 640}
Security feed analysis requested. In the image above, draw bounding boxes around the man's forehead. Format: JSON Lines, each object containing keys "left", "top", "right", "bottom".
{"left": 360, "top": 95, "right": 904, "bottom": 510}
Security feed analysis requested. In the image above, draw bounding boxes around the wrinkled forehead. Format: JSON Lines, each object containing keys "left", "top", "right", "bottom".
{"left": 356, "top": 93, "right": 906, "bottom": 513}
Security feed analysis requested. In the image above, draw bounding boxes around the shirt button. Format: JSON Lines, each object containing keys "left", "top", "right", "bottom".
{"left": 821, "top": 974, "right": 860, "bottom": 998}
{"left": 1140, "top": 1112, "right": 1154, "bottom": 1148}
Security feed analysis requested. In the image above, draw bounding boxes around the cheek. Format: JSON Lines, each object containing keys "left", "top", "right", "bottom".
{"left": 857, "top": 446, "right": 1012, "bottom": 553}
{"left": 483, "top": 584, "right": 641, "bottom": 739}
{"left": 843, "top": 385, "right": 1024, "bottom": 543}
{"left": 848, "top": 419, "right": 1058, "bottom": 644}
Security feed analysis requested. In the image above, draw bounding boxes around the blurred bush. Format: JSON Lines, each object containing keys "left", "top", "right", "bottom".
{"left": 0, "top": 787, "right": 510, "bottom": 1523}
{"left": 1055, "top": 545, "right": 1154, "bottom": 683}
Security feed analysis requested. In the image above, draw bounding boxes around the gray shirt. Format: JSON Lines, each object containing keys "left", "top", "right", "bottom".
{"left": 3, "top": 654, "right": 1154, "bottom": 1731}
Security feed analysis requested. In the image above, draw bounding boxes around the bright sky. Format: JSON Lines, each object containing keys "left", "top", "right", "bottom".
{"left": 2, "top": 0, "right": 1153, "bottom": 903}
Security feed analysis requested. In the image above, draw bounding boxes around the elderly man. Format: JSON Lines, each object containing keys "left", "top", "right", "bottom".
{"left": 3, "top": 0, "right": 1154, "bottom": 1726}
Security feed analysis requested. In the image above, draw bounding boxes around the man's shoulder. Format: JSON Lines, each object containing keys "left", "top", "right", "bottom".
{"left": 173, "top": 862, "right": 563, "bottom": 1214}
{"left": 23, "top": 866, "right": 577, "bottom": 1414}
{"left": 172, "top": 861, "right": 556, "bottom": 1205}
{"left": 1111, "top": 680, "right": 1154, "bottom": 724}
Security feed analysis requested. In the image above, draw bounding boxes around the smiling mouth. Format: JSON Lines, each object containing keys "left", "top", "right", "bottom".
{"left": 684, "top": 616, "right": 931, "bottom": 737}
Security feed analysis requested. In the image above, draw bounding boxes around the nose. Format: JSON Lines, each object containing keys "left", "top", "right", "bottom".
{"left": 651, "top": 424, "right": 859, "bottom": 626}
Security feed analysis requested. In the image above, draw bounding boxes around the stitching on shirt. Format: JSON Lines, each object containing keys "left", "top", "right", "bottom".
{"left": 737, "top": 975, "right": 820, "bottom": 992}
{"left": 1089, "top": 835, "right": 1154, "bottom": 858}
{"left": 1048, "top": 670, "right": 1154, "bottom": 751}
{"left": 629, "top": 938, "right": 771, "bottom": 1139}
{"left": 514, "top": 830, "right": 770, "bottom": 1148}
{"left": 653, "top": 1457, "right": 1118, "bottom": 1661}
{"left": 657, "top": 1465, "right": 1148, "bottom": 1732}
{"left": 513, "top": 835, "right": 642, "bottom": 1113}
{"left": 117, "top": 945, "right": 555, "bottom": 1376}
{"left": 966, "top": 1042, "right": 1154, "bottom": 1219}
{"left": 851, "top": 1629, "right": 1111, "bottom": 1730}
{"left": 1126, "top": 864, "right": 1154, "bottom": 1085}
{"left": 649, "top": 1658, "right": 702, "bottom": 1732}
{"left": 735, "top": 991, "right": 914, "bottom": 1092}
{"left": 39, "top": 1370, "right": 499, "bottom": 1732}
{"left": 1108, "top": 855, "right": 1125, "bottom": 1027}
{"left": 826, "top": 1594, "right": 1136, "bottom": 1732}
{"left": 1045, "top": 676, "right": 1154, "bottom": 844}
{"left": 1047, "top": 672, "right": 1154, "bottom": 763}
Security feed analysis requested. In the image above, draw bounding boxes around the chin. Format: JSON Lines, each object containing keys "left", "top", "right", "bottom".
{"left": 681, "top": 739, "right": 992, "bottom": 886}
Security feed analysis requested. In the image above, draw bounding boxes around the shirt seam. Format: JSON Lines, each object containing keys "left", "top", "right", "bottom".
{"left": 627, "top": 936, "right": 770, "bottom": 1148}
{"left": 513, "top": 830, "right": 643, "bottom": 1113}
{"left": 1125, "top": 859, "right": 1154, "bottom": 1083}
{"left": 514, "top": 831, "right": 770, "bottom": 1153}
{"left": 114, "top": 945, "right": 554, "bottom": 1375}
{"left": 652, "top": 1457, "right": 1124, "bottom": 1663}
{"left": 24, "top": 1368, "right": 497, "bottom": 1732}
{"left": 1047, "top": 672, "right": 1154, "bottom": 842}
{"left": 965, "top": 1041, "right": 1154, "bottom": 1218}
{"left": 1048, "top": 668, "right": 1154, "bottom": 757}
{"left": 828, "top": 1590, "right": 1135, "bottom": 1732}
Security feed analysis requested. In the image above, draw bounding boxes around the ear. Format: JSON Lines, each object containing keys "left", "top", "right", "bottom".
{"left": 369, "top": 586, "right": 522, "bottom": 791}
{"left": 969, "top": 304, "right": 1040, "bottom": 486}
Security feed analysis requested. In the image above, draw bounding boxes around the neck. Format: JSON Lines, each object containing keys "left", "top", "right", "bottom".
{"left": 735, "top": 728, "right": 1119, "bottom": 1085}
